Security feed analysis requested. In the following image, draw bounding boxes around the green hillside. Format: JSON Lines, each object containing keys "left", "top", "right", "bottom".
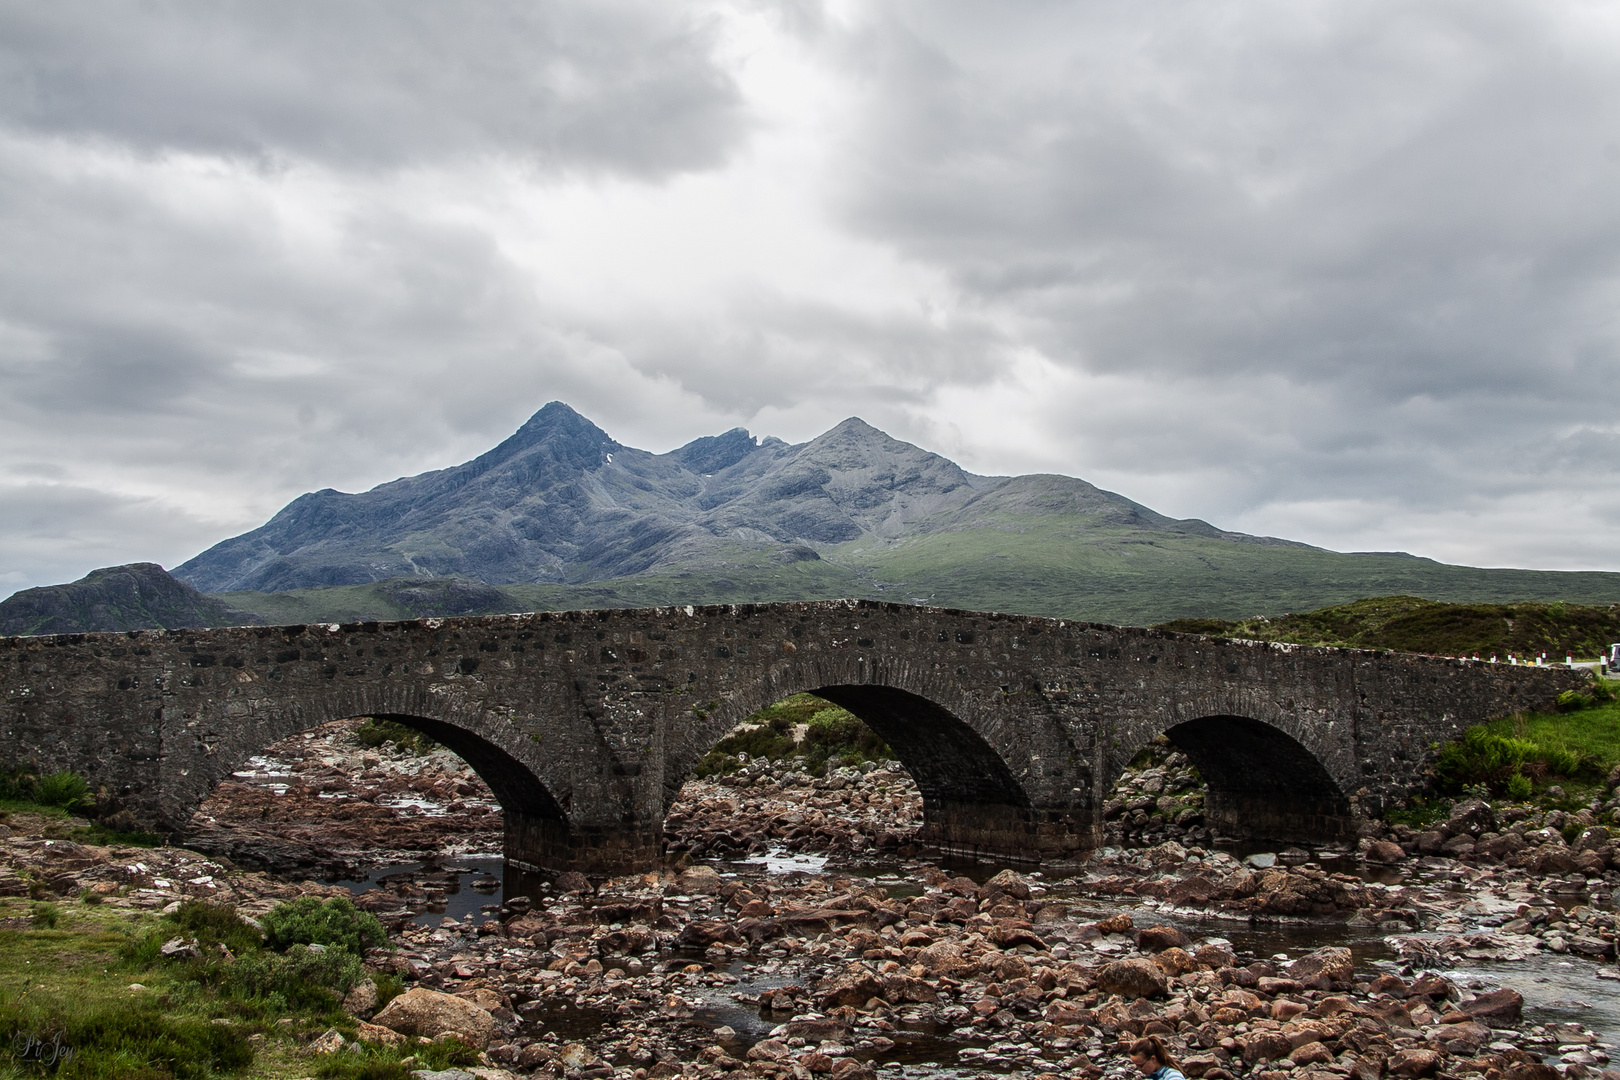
{"left": 214, "top": 522, "right": 1620, "bottom": 628}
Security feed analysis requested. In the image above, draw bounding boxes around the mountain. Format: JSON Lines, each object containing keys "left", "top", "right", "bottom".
{"left": 10, "top": 403, "right": 1620, "bottom": 634}
{"left": 0, "top": 563, "right": 262, "bottom": 636}
{"left": 175, "top": 401, "right": 1288, "bottom": 594}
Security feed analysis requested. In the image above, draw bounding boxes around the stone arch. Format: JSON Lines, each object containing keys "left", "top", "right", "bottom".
{"left": 1150, "top": 715, "right": 1356, "bottom": 844}
{"left": 664, "top": 677, "right": 1053, "bottom": 862}
{"left": 164, "top": 689, "right": 575, "bottom": 868}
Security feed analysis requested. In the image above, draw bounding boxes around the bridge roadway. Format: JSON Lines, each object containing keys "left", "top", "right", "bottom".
{"left": 0, "top": 600, "right": 1584, "bottom": 873}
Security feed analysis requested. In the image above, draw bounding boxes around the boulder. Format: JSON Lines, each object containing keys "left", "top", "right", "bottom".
{"left": 310, "top": 1029, "right": 346, "bottom": 1054}
{"left": 356, "top": 1021, "right": 405, "bottom": 1047}
{"left": 1155, "top": 947, "right": 1199, "bottom": 976}
{"left": 1136, "top": 924, "right": 1191, "bottom": 951}
{"left": 1093, "top": 913, "right": 1133, "bottom": 935}
{"left": 979, "top": 869, "right": 1031, "bottom": 901}
{"left": 1459, "top": 987, "right": 1522, "bottom": 1025}
{"left": 1415, "top": 831, "right": 1447, "bottom": 855}
{"left": 1441, "top": 835, "right": 1476, "bottom": 858}
{"left": 1387, "top": 1048, "right": 1442, "bottom": 1077}
{"left": 1476, "top": 832, "right": 1526, "bottom": 858}
{"left": 1240, "top": 1032, "right": 1294, "bottom": 1063}
{"left": 674, "top": 866, "right": 724, "bottom": 895}
{"left": 343, "top": 979, "right": 379, "bottom": 1018}
{"left": 372, "top": 987, "right": 497, "bottom": 1048}
{"left": 1447, "top": 798, "right": 1495, "bottom": 837}
{"left": 1364, "top": 841, "right": 1406, "bottom": 863}
{"left": 1291, "top": 1042, "right": 1335, "bottom": 1067}
{"left": 552, "top": 871, "right": 592, "bottom": 894}
{"left": 1285, "top": 946, "right": 1354, "bottom": 990}
{"left": 1096, "top": 957, "right": 1169, "bottom": 999}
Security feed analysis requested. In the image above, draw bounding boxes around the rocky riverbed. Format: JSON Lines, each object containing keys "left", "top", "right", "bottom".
{"left": 10, "top": 724, "right": 1620, "bottom": 1080}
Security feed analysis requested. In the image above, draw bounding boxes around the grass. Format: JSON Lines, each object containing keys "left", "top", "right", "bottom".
{"left": 1412, "top": 684, "right": 1620, "bottom": 808}
{"left": 0, "top": 895, "right": 444, "bottom": 1080}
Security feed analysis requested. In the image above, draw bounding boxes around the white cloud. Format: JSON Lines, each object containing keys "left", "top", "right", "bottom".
{"left": 0, "top": 0, "right": 1616, "bottom": 593}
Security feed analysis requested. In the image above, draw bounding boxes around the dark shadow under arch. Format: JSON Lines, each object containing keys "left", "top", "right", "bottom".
{"left": 669, "top": 684, "right": 1068, "bottom": 862}
{"left": 809, "top": 685, "right": 1028, "bottom": 812}
{"left": 1163, "top": 714, "right": 1354, "bottom": 844}
{"left": 366, "top": 713, "right": 566, "bottom": 823}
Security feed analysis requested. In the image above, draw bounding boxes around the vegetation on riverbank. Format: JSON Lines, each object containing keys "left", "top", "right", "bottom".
{"left": 693, "top": 693, "right": 894, "bottom": 778}
{"left": 0, "top": 894, "right": 472, "bottom": 1079}
{"left": 1158, "top": 594, "right": 1620, "bottom": 660}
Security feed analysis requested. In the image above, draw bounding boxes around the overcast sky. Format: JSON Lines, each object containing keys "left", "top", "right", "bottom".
{"left": 2, "top": 0, "right": 1618, "bottom": 596}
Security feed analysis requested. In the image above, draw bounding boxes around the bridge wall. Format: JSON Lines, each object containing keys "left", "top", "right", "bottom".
{"left": 0, "top": 600, "right": 1585, "bottom": 871}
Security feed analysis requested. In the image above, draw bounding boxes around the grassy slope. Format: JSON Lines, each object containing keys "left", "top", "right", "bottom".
{"left": 1157, "top": 594, "right": 1620, "bottom": 660}
{"left": 211, "top": 517, "right": 1620, "bottom": 628}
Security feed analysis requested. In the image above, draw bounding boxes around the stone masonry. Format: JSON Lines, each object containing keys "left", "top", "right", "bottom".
{"left": 0, "top": 600, "right": 1585, "bottom": 873}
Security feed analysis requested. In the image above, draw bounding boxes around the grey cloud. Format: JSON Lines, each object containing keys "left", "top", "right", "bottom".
{"left": 812, "top": 2, "right": 1620, "bottom": 524}
{"left": 0, "top": 1, "right": 748, "bottom": 175}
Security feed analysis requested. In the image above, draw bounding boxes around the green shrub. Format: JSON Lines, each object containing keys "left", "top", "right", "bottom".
{"left": 35, "top": 769, "right": 94, "bottom": 811}
{"left": 217, "top": 943, "right": 366, "bottom": 1010}
{"left": 802, "top": 708, "right": 892, "bottom": 773}
{"left": 0, "top": 766, "right": 97, "bottom": 814}
{"left": 165, "top": 900, "right": 263, "bottom": 956}
{"left": 31, "top": 900, "right": 60, "bottom": 929}
{"left": 261, "top": 896, "right": 389, "bottom": 956}
{"left": 1507, "top": 772, "right": 1534, "bottom": 800}
{"left": 354, "top": 718, "right": 437, "bottom": 755}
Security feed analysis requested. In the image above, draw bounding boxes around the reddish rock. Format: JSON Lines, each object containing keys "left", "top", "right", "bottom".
{"left": 1285, "top": 946, "right": 1354, "bottom": 989}
{"left": 1136, "top": 924, "right": 1191, "bottom": 951}
{"left": 1387, "top": 1049, "right": 1441, "bottom": 1077}
{"left": 1459, "top": 987, "right": 1523, "bottom": 1025}
{"left": 1096, "top": 957, "right": 1169, "bottom": 999}
{"left": 1365, "top": 841, "right": 1406, "bottom": 863}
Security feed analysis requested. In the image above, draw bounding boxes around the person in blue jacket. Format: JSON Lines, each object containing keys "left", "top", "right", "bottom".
{"left": 1129, "top": 1036, "right": 1187, "bottom": 1080}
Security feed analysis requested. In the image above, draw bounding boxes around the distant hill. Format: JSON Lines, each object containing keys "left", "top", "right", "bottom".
{"left": 1157, "top": 596, "right": 1620, "bottom": 661}
{"left": 0, "top": 563, "right": 262, "bottom": 636}
{"left": 9, "top": 403, "right": 1620, "bottom": 634}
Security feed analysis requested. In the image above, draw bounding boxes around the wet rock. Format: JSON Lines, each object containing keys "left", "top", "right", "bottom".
{"left": 1097, "top": 957, "right": 1169, "bottom": 999}
{"left": 676, "top": 920, "right": 742, "bottom": 948}
{"left": 1459, "top": 987, "right": 1523, "bottom": 1025}
{"left": 815, "top": 964, "right": 886, "bottom": 1008}
{"left": 553, "top": 871, "right": 592, "bottom": 894}
{"left": 1136, "top": 924, "right": 1191, "bottom": 951}
{"left": 373, "top": 988, "right": 497, "bottom": 1048}
{"left": 1365, "top": 841, "right": 1406, "bottom": 863}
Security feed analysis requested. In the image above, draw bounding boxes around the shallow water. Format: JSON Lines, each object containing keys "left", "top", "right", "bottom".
{"left": 337, "top": 855, "right": 505, "bottom": 927}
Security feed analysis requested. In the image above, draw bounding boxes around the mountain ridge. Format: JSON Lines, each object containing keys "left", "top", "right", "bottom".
{"left": 174, "top": 402, "right": 1277, "bottom": 594}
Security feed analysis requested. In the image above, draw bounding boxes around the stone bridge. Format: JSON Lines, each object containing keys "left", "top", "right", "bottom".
{"left": 0, "top": 600, "right": 1584, "bottom": 873}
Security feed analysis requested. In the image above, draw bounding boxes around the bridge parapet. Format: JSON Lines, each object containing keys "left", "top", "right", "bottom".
{"left": 0, "top": 600, "right": 1586, "bottom": 872}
